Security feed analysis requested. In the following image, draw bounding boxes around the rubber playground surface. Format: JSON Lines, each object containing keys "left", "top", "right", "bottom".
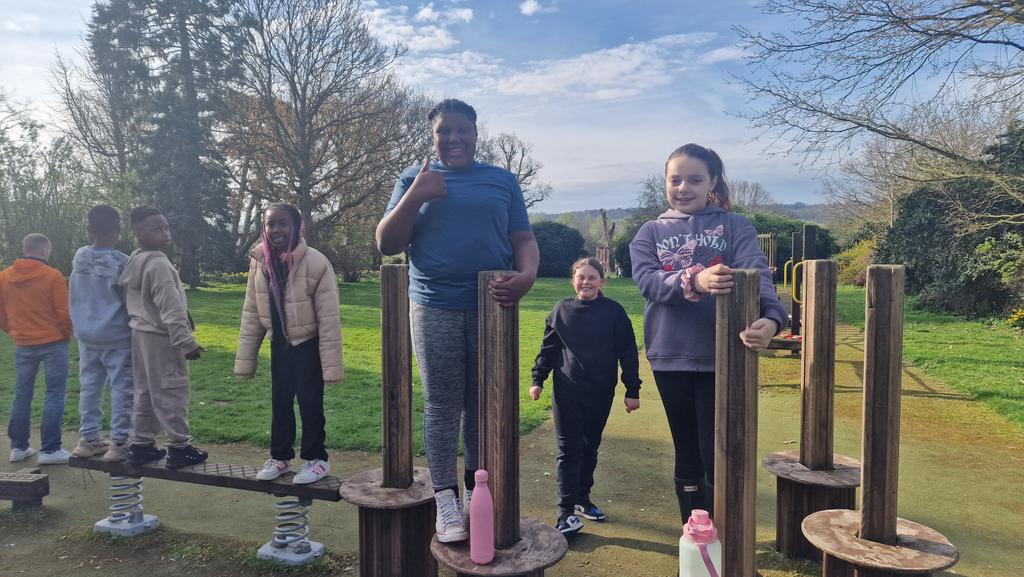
{"left": 1, "top": 323, "right": 1022, "bottom": 577}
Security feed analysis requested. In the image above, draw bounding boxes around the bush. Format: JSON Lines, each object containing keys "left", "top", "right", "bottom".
{"left": 1008, "top": 308, "right": 1024, "bottom": 330}
{"left": 534, "top": 221, "right": 585, "bottom": 277}
{"left": 835, "top": 239, "right": 875, "bottom": 286}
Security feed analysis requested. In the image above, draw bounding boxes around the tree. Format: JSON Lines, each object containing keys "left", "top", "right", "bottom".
{"left": 730, "top": 179, "right": 778, "bottom": 213}
{"left": 233, "top": 0, "right": 423, "bottom": 248}
{"left": 738, "top": 0, "right": 1024, "bottom": 232}
{"left": 533, "top": 221, "right": 585, "bottom": 277}
{"left": 477, "top": 130, "right": 552, "bottom": 208}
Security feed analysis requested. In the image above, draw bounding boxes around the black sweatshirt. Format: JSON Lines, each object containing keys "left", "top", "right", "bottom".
{"left": 531, "top": 295, "right": 642, "bottom": 399}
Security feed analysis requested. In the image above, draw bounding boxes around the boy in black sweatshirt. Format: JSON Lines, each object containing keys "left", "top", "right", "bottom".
{"left": 530, "top": 257, "right": 641, "bottom": 535}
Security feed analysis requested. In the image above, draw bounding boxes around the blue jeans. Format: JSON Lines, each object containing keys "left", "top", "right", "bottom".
{"left": 78, "top": 344, "right": 133, "bottom": 445}
{"left": 8, "top": 340, "right": 70, "bottom": 452}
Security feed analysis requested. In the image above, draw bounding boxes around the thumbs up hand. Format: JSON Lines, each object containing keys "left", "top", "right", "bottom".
{"left": 407, "top": 157, "right": 447, "bottom": 204}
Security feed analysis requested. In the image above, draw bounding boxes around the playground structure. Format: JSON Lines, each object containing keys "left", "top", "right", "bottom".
{"left": 801, "top": 266, "right": 959, "bottom": 577}
{"left": 340, "top": 264, "right": 437, "bottom": 577}
{"left": 49, "top": 263, "right": 957, "bottom": 577}
{"left": 763, "top": 260, "right": 861, "bottom": 560}
{"left": 431, "top": 270, "right": 568, "bottom": 577}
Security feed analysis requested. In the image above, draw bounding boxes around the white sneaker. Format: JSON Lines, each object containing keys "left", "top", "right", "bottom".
{"left": 9, "top": 447, "right": 36, "bottom": 463}
{"left": 463, "top": 488, "right": 473, "bottom": 526}
{"left": 256, "top": 458, "right": 291, "bottom": 481}
{"left": 37, "top": 448, "right": 71, "bottom": 465}
{"left": 434, "top": 488, "right": 468, "bottom": 543}
{"left": 292, "top": 459, "right": 329, "bottom": 484}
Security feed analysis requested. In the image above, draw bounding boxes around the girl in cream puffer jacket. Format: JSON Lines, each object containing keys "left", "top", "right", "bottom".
{"left": 234, "top": 203, "right": 343, "bottom": 484}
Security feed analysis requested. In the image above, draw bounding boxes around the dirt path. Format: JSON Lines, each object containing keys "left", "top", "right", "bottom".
{"left": 2, "top": 323, "right": 1022, "bottom": 576}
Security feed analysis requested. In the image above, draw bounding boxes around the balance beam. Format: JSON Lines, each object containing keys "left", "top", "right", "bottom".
{"left": 69, "top": 455, "right": 342, "bottom": 501}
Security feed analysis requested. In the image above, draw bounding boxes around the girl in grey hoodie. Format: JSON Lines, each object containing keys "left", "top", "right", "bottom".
{"left": 629, "top": 144, "right": 787, "bottom": 526}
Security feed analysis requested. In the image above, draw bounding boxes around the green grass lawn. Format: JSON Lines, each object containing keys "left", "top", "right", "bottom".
{"left": 2, "top": 277, "right": 1020, "bottom": 453}
{"left": 0, "top": 277, "right": 645, "bottom": 453}
{"left": 836, "top": 284, "right": 1024, "bottom": 428}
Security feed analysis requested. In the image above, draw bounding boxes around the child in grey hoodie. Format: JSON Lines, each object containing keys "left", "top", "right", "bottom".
{"left": 70, "top": 205, "right": 133, "bottom": 462}
{"left": 629, "top": 143, "right": 787, "bottom": 526}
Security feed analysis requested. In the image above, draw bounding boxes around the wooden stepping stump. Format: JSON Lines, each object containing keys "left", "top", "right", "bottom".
{"left": 341, "top": 467, "right": 436, "bottom": 577}
{"left": 765, "top": 260, "right": 862, "bottom": 561}
{"left": 763, "top": 451, "right": 860, "bottom": 560}
{"left": 0, "top": 467, "right": 49, "bottom": 511}
{"left": 341, "top": 265, "right": 438, "bottom": 577}
{"left": 801, "top": 509, "right": 958, "bottom": 577}
{"left": 430, "top": 518, "right": 567, "bottom": 577}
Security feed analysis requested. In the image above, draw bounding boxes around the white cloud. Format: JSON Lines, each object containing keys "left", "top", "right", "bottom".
{"left": 519, "top": 0, "right": 557, "bottom": 16}
{"left": 699, "top": 45, "right": 749, "bottom": 64}
{"left": 366, "top": 2, "right": 472, "bottom": 53}
{"left": 395, "top": 50, "right": 503, "bottom": 87}
{"left": 495, "top": 33, "right": 716, "bottom": 100}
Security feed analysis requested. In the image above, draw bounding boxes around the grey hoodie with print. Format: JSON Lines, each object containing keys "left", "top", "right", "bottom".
{"left": 629, "top": 205, "right": 787, "bottom": 372}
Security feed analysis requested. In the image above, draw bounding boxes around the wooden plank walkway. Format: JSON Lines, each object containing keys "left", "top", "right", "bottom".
{"left": 69, "top": 456, "right": 342, "bottom": 502}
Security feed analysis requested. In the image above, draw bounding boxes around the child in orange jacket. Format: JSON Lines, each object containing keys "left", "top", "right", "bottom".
{"left": 0, "top": 233, "right": 74, "bottom": 464}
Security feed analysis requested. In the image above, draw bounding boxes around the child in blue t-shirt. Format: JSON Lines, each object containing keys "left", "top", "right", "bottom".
{"left": 375, "top": 99, "right": 540, "bottom": 544}
{"left": 70, "top": 205, "right": 134, "bottom": 462}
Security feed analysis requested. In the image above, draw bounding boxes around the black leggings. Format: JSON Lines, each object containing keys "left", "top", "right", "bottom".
{"left": 270, "top": 337, "right": 328, "bottom": 462}
{"left": 654, "top": 371, "right": 715, "bottom": 482}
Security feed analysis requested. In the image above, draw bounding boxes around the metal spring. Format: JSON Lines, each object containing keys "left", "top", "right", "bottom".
{"left": 271, "top": 497, "right": 313, "bottom": 552}
{"left": 108, "top": 475, "right": 145, "bottom": 524}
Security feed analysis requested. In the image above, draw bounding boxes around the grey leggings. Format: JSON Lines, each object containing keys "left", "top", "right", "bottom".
{"left": 410, "top": 301, "right": 479, "bottom": 491}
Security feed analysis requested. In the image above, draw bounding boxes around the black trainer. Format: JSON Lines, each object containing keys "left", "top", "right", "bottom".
{"left": 127, "top": 443, "right": 166, "bottom": 465}
{"left": 165, "top": 445, "right": 208, "bottom": 469}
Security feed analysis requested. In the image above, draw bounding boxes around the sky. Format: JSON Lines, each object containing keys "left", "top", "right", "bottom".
{"left": 0, "top": 0, "right": 827, "bottom": 212}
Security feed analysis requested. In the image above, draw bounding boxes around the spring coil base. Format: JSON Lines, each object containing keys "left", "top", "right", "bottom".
{"left": 93, "top": 474, "right": 160, "bottom": 537}
{"left": 258, "top": 496, "right": 324, "bottom": 566}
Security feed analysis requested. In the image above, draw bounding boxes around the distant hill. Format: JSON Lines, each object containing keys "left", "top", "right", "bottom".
{"left": 772, "top": 202, "right": 831, "bottom": 225}
{"left": 530, "top": 208, "right": 635, "bottom": 222}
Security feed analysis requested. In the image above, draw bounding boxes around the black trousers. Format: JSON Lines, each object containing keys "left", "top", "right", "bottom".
{"left": 270, "top": 337, "right": 328, "bottom": 462}
{"left": 653, "top": 371, "right": 715, "bottom": 483}
{"left": 552, "top": 380, "right": 614, "bottom": 516}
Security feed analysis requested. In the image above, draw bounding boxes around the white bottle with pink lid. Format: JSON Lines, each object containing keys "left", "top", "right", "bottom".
{"left": 679, "top": 509, "right": 722, "bottom": 577}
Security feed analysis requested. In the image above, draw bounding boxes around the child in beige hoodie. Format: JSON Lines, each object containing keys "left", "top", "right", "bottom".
{"left": 119, "top": 205, "right": 208, "bottom": 469}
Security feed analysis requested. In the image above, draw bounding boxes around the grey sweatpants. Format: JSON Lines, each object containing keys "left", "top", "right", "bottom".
{"left": 410, "top": 301, "right": 479, "bottom": 491}
{"left": 130, "top": 330, "right": 192, "bottom": 448}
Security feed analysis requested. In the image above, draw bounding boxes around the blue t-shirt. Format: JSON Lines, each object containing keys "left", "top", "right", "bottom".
{"left": 385, "top": 161, "right": 532, "bottom": 309}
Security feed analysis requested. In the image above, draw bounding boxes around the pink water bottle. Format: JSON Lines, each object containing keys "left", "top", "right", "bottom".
{"left": 469, "top": 469, "right": 494, "bottom": 564}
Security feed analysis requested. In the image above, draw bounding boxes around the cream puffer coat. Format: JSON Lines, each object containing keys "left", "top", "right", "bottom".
{"left": 234, "top": 241, "right": 344, "bottom": 383}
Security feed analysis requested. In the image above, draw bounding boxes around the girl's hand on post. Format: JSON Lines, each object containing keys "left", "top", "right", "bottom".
{"left": 529, "top": 385, "right": 543, "bottom": 401}
{"left": 739, "top": 318, "right": 779, "bottom": 352}
{"left": 407, "top": 157, "right": 447, "bottom": 204}
{"left": 624, "top": 397, "right": 640, "bottom": 413}
{"left": 489, "top": 271, "right": 536, "bottom": 308}
{"left": 695, "top": 263, "right": 734, "bottom": 295}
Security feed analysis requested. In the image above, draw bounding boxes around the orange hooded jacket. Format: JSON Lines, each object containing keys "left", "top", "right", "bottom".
{"left": 0, "top": 257, "right": 73, "bottom": 346}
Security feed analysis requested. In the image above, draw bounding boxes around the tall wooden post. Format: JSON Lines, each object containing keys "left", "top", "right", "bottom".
{"left": 764, "top": 260, "right": 860, "bottom": 560}
{"left": 341, "top": 265, "right": 437, "bottom": 577}
{"left": 382, "top": 265, "right": 413, "bottom": 489}
{"left": 802, "top": 225, "right": 817, "bottom": 261}
{"left": 431, "top": 272, "right": 566, "bottom": 577}
{"left": 800, "top": 260, "right": 836, "bottom": 469}
{"left": 802, "top": 265, "right": 958, "bottom": 577}
{"left": 859, "top": 265, "right": 904, "bottom": 545}
{"left": 715, "top": 269, "right": 759, "bottom": 577}
{"left": 791, "top": 232, "right": 803, "bottom": 336}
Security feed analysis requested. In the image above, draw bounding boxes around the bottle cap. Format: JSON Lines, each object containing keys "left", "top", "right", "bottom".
{"left": 475, "top": 469, "right": 489, "bottom": 483}
{"left": 683, "top": 509, "right": 717, "bottom": 544}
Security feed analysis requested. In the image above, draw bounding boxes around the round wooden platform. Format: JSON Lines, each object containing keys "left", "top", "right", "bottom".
{"left": 763, "top": 451, "right": 861, "bottom": 487}
{"left": 339, "top": 466, "right": 433, "bottom": 509}
{"left": 431, "top": 517, "right": 567, "bottom": 577}
{"left": 802, "top": 509, "right": 959, "bottom": 575}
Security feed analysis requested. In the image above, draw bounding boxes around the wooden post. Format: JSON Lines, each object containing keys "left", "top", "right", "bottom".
{"left": 382, "top": 264, "right": 413, "bottom": 489}
{"left": 800, "top": 260, "right": 836, "bottom": 470}
{"left": 715, "top": 269, "right": 759, "bottom": 577}
{"left": 791, "top": 232, "right": 803, "bottom": 336}
{"left": 802, "top": 224, "right": 817, "bottom": 261}
{"left": 341, "top": 265, "right": 437, "bottom": 577}
{"left": 478, "top": 270, "right": 521, "bottom": 549}
{"left": 860, "top": 265, "right": 904, "bottom": 545}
